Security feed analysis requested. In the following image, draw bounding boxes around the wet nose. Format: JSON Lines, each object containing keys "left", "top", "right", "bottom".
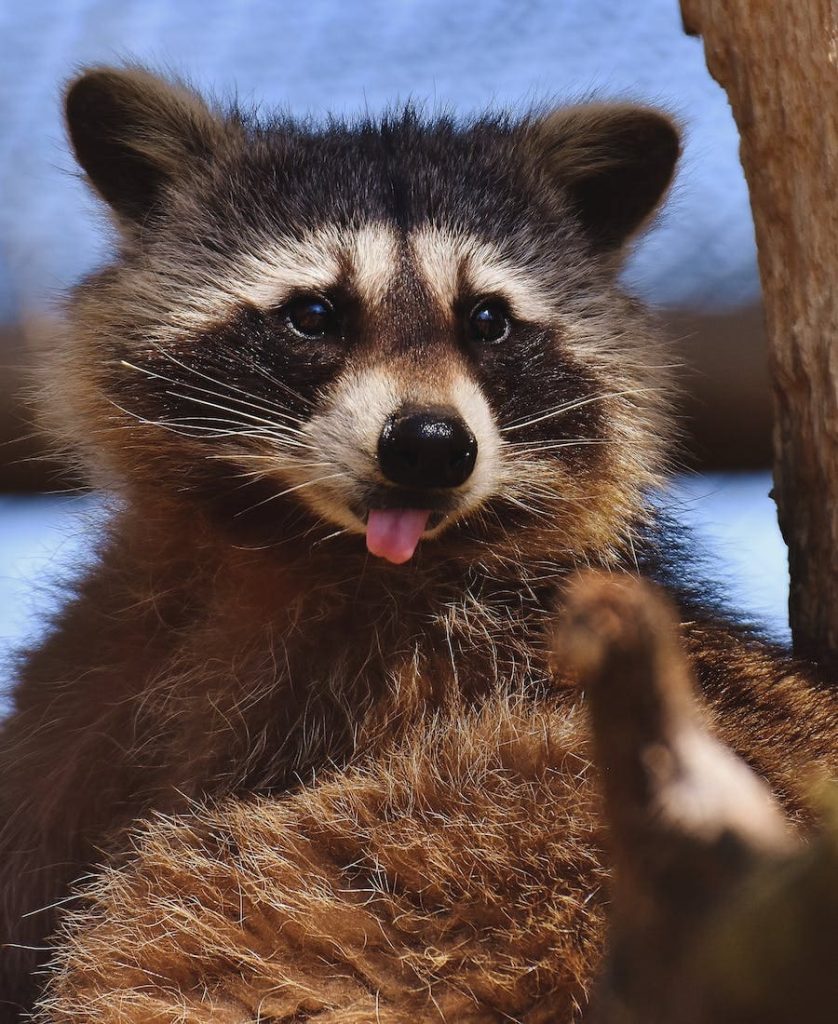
{"left": 377, "top": 406, "right": 478, "bottom": 489}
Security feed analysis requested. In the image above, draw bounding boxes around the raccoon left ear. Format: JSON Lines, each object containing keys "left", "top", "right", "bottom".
{"left": 530, "top": 104, "right": 681, "bottom": 251}
{"left": 65, "top": 66, "right": 229, "bottom": 227}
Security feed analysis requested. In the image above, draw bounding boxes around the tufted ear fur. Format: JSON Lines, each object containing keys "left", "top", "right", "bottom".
{"left": 65, "top": 66, "right": 228, "bottom": 226}
{"left": 530, "top": 103, "right": 681, "bottom": 251}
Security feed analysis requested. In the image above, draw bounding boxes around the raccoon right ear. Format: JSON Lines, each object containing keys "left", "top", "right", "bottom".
{"left": 530, "top": 104, "right": 681, "bottom": 251}
{"left": 65, "top": 66, "right": 227, "bottom": 226}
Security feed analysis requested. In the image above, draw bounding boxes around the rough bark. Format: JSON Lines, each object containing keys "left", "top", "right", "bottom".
{"left": 680, "top": 0, "right": 838, "bottom": 666}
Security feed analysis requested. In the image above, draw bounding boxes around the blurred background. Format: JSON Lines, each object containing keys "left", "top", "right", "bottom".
{"left": 0, "top": 0, "right": 788, "bottom": 666}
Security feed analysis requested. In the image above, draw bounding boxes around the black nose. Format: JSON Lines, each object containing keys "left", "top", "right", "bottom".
{"left": 378, "top": 407, "right": 478, "bottom": 489}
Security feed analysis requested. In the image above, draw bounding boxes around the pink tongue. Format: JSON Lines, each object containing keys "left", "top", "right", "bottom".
{"left": 366, "top": 509, "right": 431, "bottom": 564}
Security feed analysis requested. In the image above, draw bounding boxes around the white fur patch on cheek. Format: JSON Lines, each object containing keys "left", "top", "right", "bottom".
{"left": 448, "top": 373, "right": 502, "bottom": 512}
{"left": 307, "top": 365, "right": 402, "bottom": 481}
{"left": 290, "top": 366, "right": 402, "bottom": 533}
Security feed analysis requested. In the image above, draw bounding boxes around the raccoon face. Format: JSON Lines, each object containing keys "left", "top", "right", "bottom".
{"left": 60, "top": 68, "right": 679, "bottom": 568}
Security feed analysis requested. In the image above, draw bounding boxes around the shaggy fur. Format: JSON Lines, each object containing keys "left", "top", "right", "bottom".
{"left": 36, "top": 698, "right": 608, "bottom": 1023}
{"left": 31, "top": 611, "right": 838, "bottom": 1022}
{"left": 1, "top": 67, "right": 836, "bottom": 1021}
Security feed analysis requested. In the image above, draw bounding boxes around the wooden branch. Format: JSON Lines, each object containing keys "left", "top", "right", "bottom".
{"left": 681, "top": 0, "right": 838, "bottom": 667}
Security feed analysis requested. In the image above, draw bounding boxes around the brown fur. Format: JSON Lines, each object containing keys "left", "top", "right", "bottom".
{"left": 32, "top": 603, "right": 838, "bottom": 1022}
{"left": 1, "top": 68, "right": 836, "bottom": 1021}
{"left": 35, "top": 697, "right": 607, "bottom": 1023}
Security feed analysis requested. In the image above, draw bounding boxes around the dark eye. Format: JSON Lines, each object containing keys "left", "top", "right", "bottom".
{"left": 283, "top": 295, "right": 337, "bottom": 339}
{"left": 468, "top": 299, "right": 510, "bottom": 344}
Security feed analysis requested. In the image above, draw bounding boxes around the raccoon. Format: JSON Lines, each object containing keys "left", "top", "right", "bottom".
{"left": 1, "top": 67, "right": 836, "bottom": 1021}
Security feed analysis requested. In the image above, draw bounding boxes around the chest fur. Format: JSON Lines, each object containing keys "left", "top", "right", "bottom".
{"left": 131, "top": 563, "right": 556, "bottom": 799}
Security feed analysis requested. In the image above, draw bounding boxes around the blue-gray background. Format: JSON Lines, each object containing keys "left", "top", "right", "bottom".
{"left": 0, "top": 1, "right": 786, "bottom": 691}
{"left": 1, "top": 0, "right": 759, "bottom": 319}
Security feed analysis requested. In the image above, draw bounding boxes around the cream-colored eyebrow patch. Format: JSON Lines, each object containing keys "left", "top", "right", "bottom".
{"left": 409, "top": 225, "right": 555, "bottom": 322}
{"left": 234, "top": 229, "right": 344, "bottom": 307}
{"left": 156, "top": 224, "right": 400, "bottom": 342}
{"left": 234, "top": 223, "right": 398, "bottom": 310}
{"left": 348, "top": 224, "right": 400, "bottom": 306}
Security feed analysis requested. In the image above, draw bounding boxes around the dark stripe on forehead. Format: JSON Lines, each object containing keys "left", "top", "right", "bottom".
{"left": 191, "top": 108, "right": 566, "bottom": 263}
{"left": 360, "top": 235, "right": 454, "bottom": 364}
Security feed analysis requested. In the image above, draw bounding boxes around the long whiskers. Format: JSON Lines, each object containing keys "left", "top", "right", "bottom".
{"left": 501, "top": 388, "right": 662, "bottom": 434}
{"left": 234, "top": 473, "right": 345, "bottom": 518}
{"left": 505, "top": 438, "right": 615, "bottom": 457}
{"left": 105, "top": 397, "right": 314, "bottom": 452}
{"left": 115, "top": 360, "right": 315, "bottom": 451}
{"left": 119, "top": 360, "right": 307, "bottom": 433}
{"left": 148, "top": 342, "right": 311, "bottom": 414}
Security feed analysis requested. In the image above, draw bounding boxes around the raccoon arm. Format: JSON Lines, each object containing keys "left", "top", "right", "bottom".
{"left": 0, "top": 542, "right": 202, "bottom": 1018}
{"left": 682, "top": 618, "right": 838, "bottom": 814}
{"left": 0, "top": 644, "right": 159, "bottom": 1020}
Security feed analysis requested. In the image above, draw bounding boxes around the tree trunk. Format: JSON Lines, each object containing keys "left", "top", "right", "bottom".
{"left": 680, "top": 0, "right": 838, "bottom": 667}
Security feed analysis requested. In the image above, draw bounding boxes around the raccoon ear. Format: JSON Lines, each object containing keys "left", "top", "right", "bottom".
{"left": 65, "top": 66, "right": 226, "bottom": 226}
{"left": 531, "top": 104, "right": 681, "bottom": 250}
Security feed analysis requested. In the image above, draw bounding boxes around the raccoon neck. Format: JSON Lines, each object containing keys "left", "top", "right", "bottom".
{"left": 111, "top": 489, "right": 647, "bottom": 635}
{"left": 81, "top": 495, "right": 651, "bottom": 790}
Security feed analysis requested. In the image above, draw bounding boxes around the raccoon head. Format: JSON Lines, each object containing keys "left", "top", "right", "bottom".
{"left": 58, "top": 67, "right": 679, "bottom": 570}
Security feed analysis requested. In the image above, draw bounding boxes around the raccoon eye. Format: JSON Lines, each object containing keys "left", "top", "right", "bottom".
{"left": 468, "top": 299, "right": 510, "bottom": 344}
{"left": 283, "top": 295, "right": 337, "bottom": 339}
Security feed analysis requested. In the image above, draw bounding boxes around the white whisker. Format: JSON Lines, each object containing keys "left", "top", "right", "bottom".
{"left": 501, "top": 388, "right": 661, "bottom": 434}
{"left": 235, "top": 473, "right": 346, "bottom": 518}
{"left": 120, "top": 359, "right": 308, "bottom": 435}
{"left": 148, "top": 345, "right": 310, "bottom": 418}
